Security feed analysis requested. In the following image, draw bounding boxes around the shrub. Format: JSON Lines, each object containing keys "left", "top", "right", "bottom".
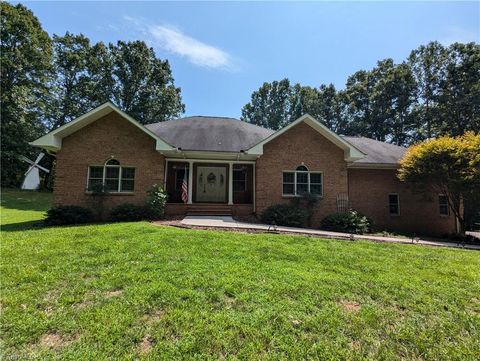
{"left": 261, "top": 203, "right": 310, "bottom": 227}
{"left": 292, "top": 192, "right": 320, "bottom": 226}
{"left": 110, "top": 203, "right": 149, "bottom": 222}
{"left": 145, "top": 184, "right": 168, "bottom": 219}
{"left": 321, "top": 210, "right": 373, "bottom": 234}
{"left": 45, "top": 205, "right": 94, "bottom": 226}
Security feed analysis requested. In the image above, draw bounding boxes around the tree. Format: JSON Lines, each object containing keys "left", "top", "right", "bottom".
{"left": 241, "top": 79, "right": 293, "bottom": 130}
{"left": 46, "top": 32, "right": 95, "bottom": 129}
{"left": 408, "top": 42, "right": 448, "bottom": 139}
{"left": 241, "top": 80, "right": 348, "bottom": 132}
{"left": 384, "top": 62, "right": 417, "bottom": 145}
{"left": 343, "top": 69, "right": 376, "bottom": 138}
{"left": 437, "top": 42, "right": 480, "bottom": 137}
{"left": 242, "top": 41, "right": 478, "bottom": 146}
{"left": 343, "top": 59, "right": 417, "bottom": 145}
{"left": 398, "top": 132, "right": 480, "bottom": 233}
{"left": 46, "top": 37, "right": 185, "bottom": 128}
{"left": 108, "top": 40, "right": 184, "bottom": 124}
{"left": 0, "top": 2, "right": 52, "bottom": 186}
{"left": 317, "top": 84, "right": 348, "bottom": 133}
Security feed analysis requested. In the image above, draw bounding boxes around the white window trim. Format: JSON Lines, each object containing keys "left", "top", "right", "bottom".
{"left": 388, "top": 193, "right": 400, "bottom": 216}
{"left": 86, "top": 160, "right": 135, "bottom": 194}
{"left": 282, "top": 170, "right": 323, "bottom": 197}
{"left": 439, "top": 194, "right": 450, "bottom": 216}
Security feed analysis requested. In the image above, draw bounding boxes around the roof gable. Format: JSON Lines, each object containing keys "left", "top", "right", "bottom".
{"left": 246, "top": 114, "right": 366, "bottom": 161}
{"left": 30, "top": 102, "right": 174, "bottom": 152}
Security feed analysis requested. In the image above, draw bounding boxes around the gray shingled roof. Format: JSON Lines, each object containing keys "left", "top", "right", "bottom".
{"left": 145, "top": 116, "right": 406, "bottom": 164}
{"left": 145, "top": 116, "right": 274, "bottom": 152}
{"left": 342, "top": 136, "right": 406, "bottom": 165}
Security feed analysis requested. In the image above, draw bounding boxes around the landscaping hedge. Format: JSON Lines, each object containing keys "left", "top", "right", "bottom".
{"left": 45, "top": 205, "right": 94, "bottom": 226}
{"left": 321, "top": 210, "right": 373, "bottom": 234}
{"left": 261, "top": 203, "right": 310, "bottom": 227}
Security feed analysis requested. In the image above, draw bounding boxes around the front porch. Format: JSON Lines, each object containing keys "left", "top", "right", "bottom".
{"left": 164, "top": 159, "right": 255, "bottom": 216}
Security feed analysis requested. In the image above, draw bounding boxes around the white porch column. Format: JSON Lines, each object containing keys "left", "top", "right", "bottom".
{"left": 252, "top": 162, "right": 256, "bottom": 211}
{"left": 228, "top": 162, "right": 234, "bottom": 205}
{"left": 187, "top": 160, "right": 193, "bottom": 204}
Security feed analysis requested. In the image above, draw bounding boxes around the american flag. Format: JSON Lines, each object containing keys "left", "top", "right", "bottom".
{"left": 181, "top": 167, "right": 188, "bottom": 203}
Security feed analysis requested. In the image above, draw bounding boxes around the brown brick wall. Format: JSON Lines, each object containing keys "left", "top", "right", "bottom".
{"left": 54, "top": 112, "right": 165, "bottom": 215}
{"left": 255, "top": 122, "right": 348, "bottom": 226}
{"left": 348, "top": 168, "right": 456, "bottom": 236}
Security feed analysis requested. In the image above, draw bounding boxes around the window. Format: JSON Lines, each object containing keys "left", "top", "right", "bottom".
{"left": 174, "top": 168, "right": 187, "bottom": 191}
{"left": 389, "top": 194, "right": 400, "bottom": 215}
{"left": 87, "top": 159, "right": 135, "bottom": 193}
{"left": 233, "top": 166, "right": 247, "bottom": 192}
{"left": 439, "top": 195, "right": 449, "bottom": 215}
{"left": 282, "top": 165, "right": 323, "bottom": 196}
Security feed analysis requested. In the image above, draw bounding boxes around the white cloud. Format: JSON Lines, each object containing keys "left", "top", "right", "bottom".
{"left": 124, "top": 16, "right": 234, "bottom": 70}
{"left": 440, "top": 26, "right": 479, "bottom": 45}
{"left": 149, "top": 25, "right": 232, "bottom": 69}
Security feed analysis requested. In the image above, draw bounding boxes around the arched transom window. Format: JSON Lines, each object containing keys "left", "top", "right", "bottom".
{"left": 87, "top": 159, "right": 135, "bottom": 193}
{"left": 282, "top": 164, "right": 322, "bottom": 196}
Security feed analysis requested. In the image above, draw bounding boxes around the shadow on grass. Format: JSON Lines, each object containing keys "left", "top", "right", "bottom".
{"left": 0, "top": 220, "right": 145, "bottom": 233}
{"left": 1, "top": 188, "right": 52, "bottom": 212}
{"left": 0, "top": 220, "right": 45, "bottom": 232}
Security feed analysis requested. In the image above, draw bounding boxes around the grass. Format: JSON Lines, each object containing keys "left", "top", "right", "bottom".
{"left": 1, "top": 188, "right": 51, "bottom": 231}
{"left": 1, "top": 190, "right": 479, "bottom": 360}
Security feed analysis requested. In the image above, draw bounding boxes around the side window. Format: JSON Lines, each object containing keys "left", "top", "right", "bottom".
{"left": 439, "top": 195, "right": 449, "bottom": 215}
{"left": 282, "top": 172, "right": 295, "bottom": 195}
{"left": 87, "top": 159, "right": 135, "bottom": 193}
{"left": 282, "top": 165, "right": 323, "bottom": 196}
{"left": 389, "top": 194, "right": 400, "bottom": 215}
{"left": 88, "top": 166, "right": 104, "bottom": 190}
{"left": 233, "top": 167, "right": 247, "bottom": 192}
{"left": 175, "top": 169, "right": 186, "bottom": 191}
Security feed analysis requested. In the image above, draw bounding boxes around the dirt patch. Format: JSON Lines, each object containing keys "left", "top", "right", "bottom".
{"left": 224, "top": 294, "right": 236, "bottom": 309}
{"left": 105, "top": 289, "right": 123, "bottom": 298}
{"left": 291, "top": 319, "right": 302, "bottom": 327}
{"left": 71, "top": 291, "right": 97, "bottom": 310}
{"left": 38, "top": 332, "right": 79, "bottom": 349}
{"left": 338, "top": 300, "right": 361, "bottom": 313}
{"left": 43, "top": 290, "right": 60, "bottom": 303}
{"left": 42, "top": 306, "right": 54, "bottom": 316}
{"left": 73, "top": 300, "right": 94, "bottom": 310}
{"left": 79, "top": 273, "right": 98, "bottom": 282}
{"left": 140, "top": 309, "right": 165, "bottom": 325}
{"left": 137, "top": 334, "right": 153, "bottom": 355}
{"left": 350, "top": 340, "right": 361, "bottom": 350}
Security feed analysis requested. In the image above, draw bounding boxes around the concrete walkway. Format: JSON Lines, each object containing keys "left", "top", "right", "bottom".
{"left": 180, "top": 216, "right": 480, "bottom": 250}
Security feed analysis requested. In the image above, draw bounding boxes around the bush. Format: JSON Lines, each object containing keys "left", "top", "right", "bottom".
{"left": 321, "top": 210, "right": 373, "bottom": 234}
{"left": 45, "top": 205, "right": 94, "bottom": 226}
{"left": 291, "top": 192, "right": 320, "bottom": 226}
{"left": 110, "top": 203, "right": 150, "bottom": 222}
{"left": 261, "top": 203, "right": 310, "bottom": 227}
{"left": 145, "top": 184, "right": 168, "bottom": 219}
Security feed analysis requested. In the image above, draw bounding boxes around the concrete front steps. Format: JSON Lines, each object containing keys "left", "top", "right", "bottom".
{"left": 186, "top": 203, "right": 233, "bottom": 216}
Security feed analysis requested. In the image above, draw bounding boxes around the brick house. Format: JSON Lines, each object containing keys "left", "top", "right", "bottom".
{"left": 32, "top": 102, "right": 456, "bottom": 236}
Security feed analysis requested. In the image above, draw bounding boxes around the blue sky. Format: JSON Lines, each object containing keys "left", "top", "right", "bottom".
{"left": 22, "top": 1, "right": 479, "bottom": 118}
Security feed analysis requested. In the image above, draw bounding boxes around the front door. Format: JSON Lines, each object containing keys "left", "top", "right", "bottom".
{"left": 196, "top": 166, "right": 227, "bottom": 203}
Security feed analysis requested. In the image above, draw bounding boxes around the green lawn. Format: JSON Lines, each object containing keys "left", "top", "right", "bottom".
{"left": 1, "top": 188, "right": 51, "bottom": 231}
{"left": 1, "top": 190, "right": 479, "bottom": 360}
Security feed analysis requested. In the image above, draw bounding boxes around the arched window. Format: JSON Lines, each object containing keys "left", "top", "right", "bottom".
{"left": 105, "top": 159, "right": 120, "bottom": 166}
{"left": 282, "top": 164, "right": 323, "bottom": 197}
{"left": 87, "top": 159, "right": 135, "bottom": 193}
